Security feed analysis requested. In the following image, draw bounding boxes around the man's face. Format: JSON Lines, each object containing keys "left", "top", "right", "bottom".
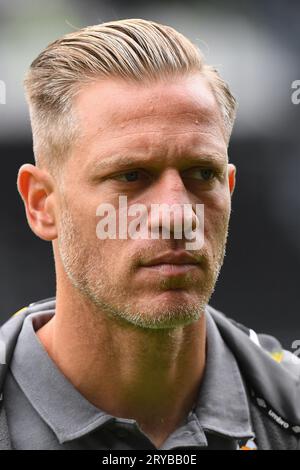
{"left": 56, "top": 72, "right": 235, "bottom": 329}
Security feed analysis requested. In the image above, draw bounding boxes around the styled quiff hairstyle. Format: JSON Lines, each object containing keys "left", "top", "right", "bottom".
{"left": 24, "top": 18, "right": 237, "bottom": 176}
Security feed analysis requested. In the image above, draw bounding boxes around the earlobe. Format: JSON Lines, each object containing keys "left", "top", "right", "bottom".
{"left": 228, "top": 164, "right": 236, "bottom": 195}
{"left": 17, "top": 164, "right": 58, "bottom": 241}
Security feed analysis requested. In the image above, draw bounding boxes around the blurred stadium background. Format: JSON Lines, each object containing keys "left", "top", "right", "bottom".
{"left": 0, "top": 0, "right": 299, "bottom": 349}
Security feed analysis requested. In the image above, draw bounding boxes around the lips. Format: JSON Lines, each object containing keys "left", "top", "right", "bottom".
{"left": 139, "top": 251, "right": 202, "bottom": 278}
{"left": 142, "top": 251, "right": 201, "bottom": 267}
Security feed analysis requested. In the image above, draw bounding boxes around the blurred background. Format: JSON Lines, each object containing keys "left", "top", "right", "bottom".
{"left": 0, "top": 0, "right": 299, "bottom": 348}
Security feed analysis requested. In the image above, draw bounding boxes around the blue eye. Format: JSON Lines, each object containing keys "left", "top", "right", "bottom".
{"left": 124, "top": 171, "right": 139, "bottom": 182}
{"left": 184, "top": 168, "right": 215, "bottom": 181}
{"left": 199, "top": 169, "right": 214, "bottom": 180}
{"left": 115, "top": 171, "right": 140, "bottom": 182}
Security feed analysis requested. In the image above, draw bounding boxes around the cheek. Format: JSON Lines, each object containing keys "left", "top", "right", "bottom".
{"left": 202, "top": 192, "right": 231, "bottom": 242}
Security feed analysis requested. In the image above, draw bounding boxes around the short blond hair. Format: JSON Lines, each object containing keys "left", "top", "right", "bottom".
{"left": 24, "top": 18, "right": 237, "bottom": 176}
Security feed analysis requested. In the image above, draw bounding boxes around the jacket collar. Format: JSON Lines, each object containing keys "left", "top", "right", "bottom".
{"left": 193, "top": 309, "right": 254, "bottom": 440}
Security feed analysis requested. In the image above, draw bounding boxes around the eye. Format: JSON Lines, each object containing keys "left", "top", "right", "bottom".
{"left": 114, "top": 170, "right": 141, "bottom": 182}
{"left": 183, "top": 168, "right": 216, "bottom": 181}
{"left": 199, "top": 169, "right": 215, "bottom": 180}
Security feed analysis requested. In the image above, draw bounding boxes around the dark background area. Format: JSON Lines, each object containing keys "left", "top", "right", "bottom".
{"left": 0, "top": 0, "right": 299, "bottom": 349}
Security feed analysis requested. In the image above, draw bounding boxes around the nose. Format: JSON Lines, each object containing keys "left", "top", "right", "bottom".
{"left": 147, "top": 169, "right": 199, "bottom": 237}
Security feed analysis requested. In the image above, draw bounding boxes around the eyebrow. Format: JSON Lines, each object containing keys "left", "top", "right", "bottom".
{"left": 87, "top": 152, "right": 227, "bottom": 175}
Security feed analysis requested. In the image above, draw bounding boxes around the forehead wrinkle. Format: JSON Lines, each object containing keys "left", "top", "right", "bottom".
{"left": 92, "top": 110, "right": 227, "bottom": 150}
{"left": 100, "top": 129, "right": 224, "bottom": 141}
{"left": 95, "top": 108, "right": 222, "bottom": 138}
{"left": 88, "top": 129, "right": 227, "bottom": 166}
{"left": 81, "top": 115, "right": 221, "bottom": 152}
{"left": 102, "top": 109, "right": 216, "bottom": 127}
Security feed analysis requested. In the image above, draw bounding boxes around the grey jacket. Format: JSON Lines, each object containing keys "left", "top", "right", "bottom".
{"left": 0, "top": 297, "right": 300, "bottom": 450}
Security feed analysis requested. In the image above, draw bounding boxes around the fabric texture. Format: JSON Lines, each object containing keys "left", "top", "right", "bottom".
{"left": 0, "top": 297, "right": 299, "bottom": 450}
{"left": 3, "top": 309, "right": 254, "bottom": 449}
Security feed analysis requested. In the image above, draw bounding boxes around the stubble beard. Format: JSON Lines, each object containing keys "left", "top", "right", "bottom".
{"left": 57, "top": 206, "right": 228, "bottom": 330}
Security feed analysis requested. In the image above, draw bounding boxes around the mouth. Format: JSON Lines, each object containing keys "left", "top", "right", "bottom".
{"left": 140, "top": 250, "right": 201, "bottom": 275}
{"left": 140, "top": 263, "right": 200, "bottom": 277}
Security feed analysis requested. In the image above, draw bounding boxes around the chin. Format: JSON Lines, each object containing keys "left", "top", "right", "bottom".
{"left": 124, "top": 296, "right": 205, "bottom": 329}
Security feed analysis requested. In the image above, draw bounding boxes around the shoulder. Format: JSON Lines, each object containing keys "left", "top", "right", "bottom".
{"left": 206, "top": 304, "right": 300, "bottom": 449}
{"left": 207, "top": 303, "right": 300, "bottom": 376}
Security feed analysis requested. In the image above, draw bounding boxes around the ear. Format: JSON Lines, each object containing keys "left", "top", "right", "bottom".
{"left": 17, "top": 163, "right": 58, "bottom": 241}
{"left": 228, "top": 163, "right": 236, "bottom": 196}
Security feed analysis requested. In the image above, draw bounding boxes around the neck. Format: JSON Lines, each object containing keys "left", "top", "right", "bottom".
{"left": 36, "top": 283, "right": 207, "bottom": 447}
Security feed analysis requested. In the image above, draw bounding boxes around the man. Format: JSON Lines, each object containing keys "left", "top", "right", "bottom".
{"left": 0, "top": 18, "right": 299, "bottom": 450}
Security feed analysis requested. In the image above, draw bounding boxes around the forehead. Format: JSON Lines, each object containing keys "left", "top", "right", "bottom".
{"left": 72, "top": 72, "right": 227, "bottom": 166}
